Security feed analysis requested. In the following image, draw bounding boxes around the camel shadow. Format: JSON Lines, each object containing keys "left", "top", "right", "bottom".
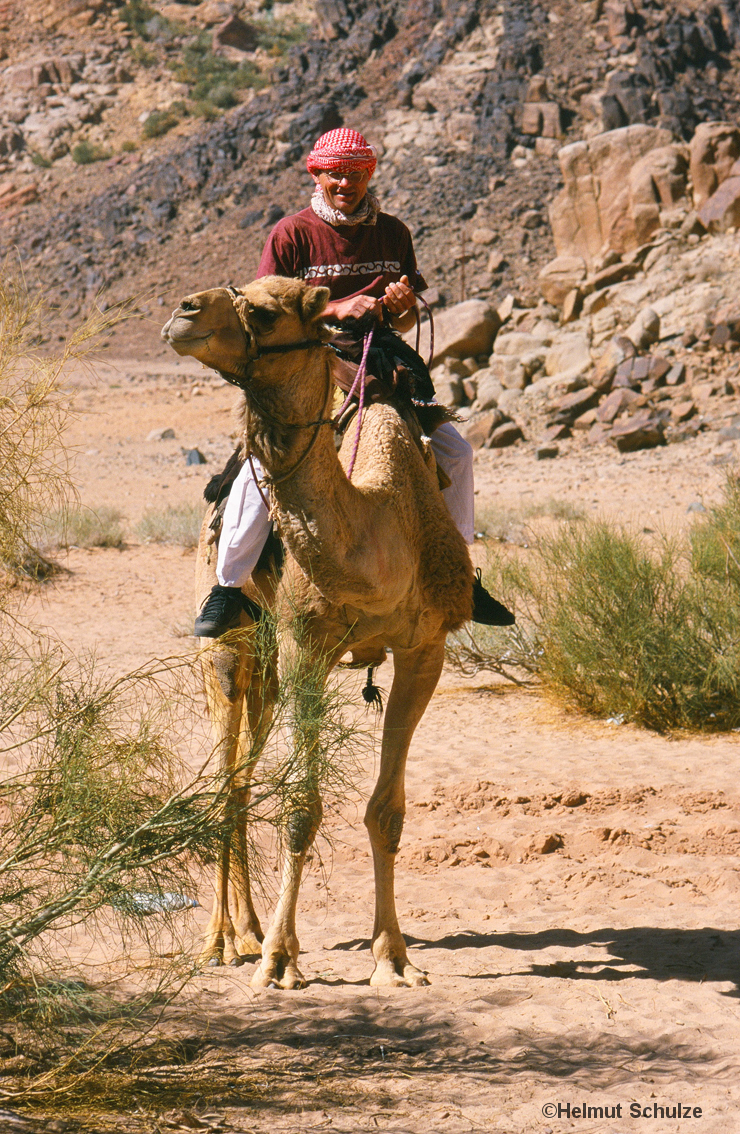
{"left": 331, "top": 926, "right": 740, "bottom": 995}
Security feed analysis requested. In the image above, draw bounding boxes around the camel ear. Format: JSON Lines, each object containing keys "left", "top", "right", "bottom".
{"left": 301, "top": 286, "right": 330, "bottom": 323}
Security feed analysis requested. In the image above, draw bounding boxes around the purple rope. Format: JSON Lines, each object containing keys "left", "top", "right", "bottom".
{"left": 344, "top": 328, "right": 374, "bottom": 482}
{"left": 415, "top": 292, "right": 435, "bottom": 370}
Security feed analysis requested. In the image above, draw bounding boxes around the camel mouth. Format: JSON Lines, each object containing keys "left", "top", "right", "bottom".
{"left": 162, "top": 328, "right": 213, "bottom": 346}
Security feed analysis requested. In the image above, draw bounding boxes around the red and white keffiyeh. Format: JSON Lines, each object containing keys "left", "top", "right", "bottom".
{"left": 306, "top": 128, "right": 377, "bottom": 177}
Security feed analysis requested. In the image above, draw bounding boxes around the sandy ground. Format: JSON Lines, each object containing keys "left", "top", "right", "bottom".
{"left": 15, "top": 358, "right": 740, "bottom": 1133}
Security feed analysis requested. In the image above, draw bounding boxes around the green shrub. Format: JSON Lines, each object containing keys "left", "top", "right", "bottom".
{"left": 475, "top": 496, "right": 585, "bottom": 544}
{"left": 208, "top": 82, "right": 239, "bottom": 109}
{"left": 129, "top": 40, "right": 157, "bottom": 67}
{"left": 120, "top": 0, "right": 180, "bottom": 40}
{"left": 254, "top": 14, "right": 308, "bottom": 55}
{"left": 460, "top": 475, "right": 740, "bottom": 732}
{"left": 142, "top": 108, "right": 180, "bottom": 138}
{"left": 30, "top": 151, "right": 52, "bottom": 169}
{"left": 37, "top": 505, "right": 126, "bottom": 550}
{"left": 135, "top": 503, "right": 204, "bottom": 548}
{"left": 120, "top": 139, "right": 138, "bottom": 153}
{"left": 71, "top": 140, "right": 110, "bottom": 165}
{"left": 191, "top": 99, "right": 220, "bottom": 121}
{"left": 168, "top": 35, "right": 264, "bottom": 103}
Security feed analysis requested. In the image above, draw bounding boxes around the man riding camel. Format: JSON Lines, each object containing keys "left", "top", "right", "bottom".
{"left": 194, "top": 127, "right": 514, "bottom": 636}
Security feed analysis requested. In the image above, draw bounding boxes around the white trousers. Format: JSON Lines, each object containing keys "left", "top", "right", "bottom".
{"left": 216, "top": 424, "right": 475, "bottom": 588}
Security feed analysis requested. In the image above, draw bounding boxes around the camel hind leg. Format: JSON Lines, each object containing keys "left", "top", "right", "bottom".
{"left": 199, "top": 629, "right": 275, "bottom": 966}
{"left": 365, "top": 637, "right": 445, "bottom": 987}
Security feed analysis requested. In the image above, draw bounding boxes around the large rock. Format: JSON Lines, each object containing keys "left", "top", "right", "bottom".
{"left": 698, "top": 177, "right": 740, "bottom": 233}
{"left": 406, "top": 300, "right": 501, "bottom": 366}
{"left": 545, "top": 333, "right": 591, "bottom": 378}
{"left": 689, "top": 122, "right": 740, "bottom": 210}
{"left": 489, "top": 355, "right": 526, "bottom": 390}
{"left": 471, "top": 368, "right": 503, "bottom": 411}
{"left": 548, "top": 125, "right": 674, "bottom": 267}
{"left": 628, "top": 145, "right": 689, "bottom": 245}
{"left": 521, "top": 101, "right": 563, "bottom": 139}
{"left": 493, "top": 331, "right": 544, "bottom": 357}
{"left": 538, "top": 256, "right": 587, "bottom": 306}
{"left": 213, "top": 14, "right": 258, "bottom": 51}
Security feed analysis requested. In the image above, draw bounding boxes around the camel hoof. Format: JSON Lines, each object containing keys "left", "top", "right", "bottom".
{"left": 370, "top": 959, "right": 430, "bottom": 988}
{"left": 229, "top": 957, "right": 244, "bottom": 967}
{"left": 251, "top": 959, "right": 307, "bottom": 990}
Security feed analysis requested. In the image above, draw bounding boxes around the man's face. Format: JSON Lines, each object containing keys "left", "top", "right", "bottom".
{"left": 316, "top": 168, "right": 370, "bottom": 214}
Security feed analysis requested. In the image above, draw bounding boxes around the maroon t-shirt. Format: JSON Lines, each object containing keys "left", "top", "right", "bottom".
{"left": 256, "top": 206, "right": 426, "bottom": 300}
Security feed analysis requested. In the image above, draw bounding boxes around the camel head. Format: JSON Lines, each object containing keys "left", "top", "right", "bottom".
{"left": 161, "top": 277, "right": 331, "bottom": 378}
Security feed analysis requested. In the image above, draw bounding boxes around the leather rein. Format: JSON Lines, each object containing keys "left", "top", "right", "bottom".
{"left": 218, "top": 286, "right": 339, "bottom": 500}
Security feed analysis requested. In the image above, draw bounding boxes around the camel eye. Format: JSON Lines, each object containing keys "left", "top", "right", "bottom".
{"left": 248, "top": 305, "right": 279, "bottom": 330}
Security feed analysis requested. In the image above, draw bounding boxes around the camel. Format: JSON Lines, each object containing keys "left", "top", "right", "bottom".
{"left": 161, "top": 276, "right": 473, "bottom": 988}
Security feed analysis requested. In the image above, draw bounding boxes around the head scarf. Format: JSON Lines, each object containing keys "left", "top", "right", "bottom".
{"left": 306, "top": 127, "right": 377, "bottom": 178}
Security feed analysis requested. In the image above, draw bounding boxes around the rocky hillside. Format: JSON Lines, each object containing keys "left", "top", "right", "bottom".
{"left": 2, "top": 0, "right": 740, "bottom": 358}
{"left": 3, "top": 0, "right": 740, "bottom": 462}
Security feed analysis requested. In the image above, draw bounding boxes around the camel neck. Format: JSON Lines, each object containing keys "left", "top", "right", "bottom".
{"left": 245, "top": 353, "right": 376, "bottom": 591}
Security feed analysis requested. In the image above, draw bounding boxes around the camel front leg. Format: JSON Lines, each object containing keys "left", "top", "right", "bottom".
{"left": 365, "top": 637, "right": 445, "bottom": 987}
{"left": 252, "top": 644, "right": 328, "bottom": 991}
{"left": 251, "top": 798, "right": 322, "bottom": 989}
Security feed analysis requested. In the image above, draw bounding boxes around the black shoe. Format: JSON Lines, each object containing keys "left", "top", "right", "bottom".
{"left": 472, "top": 568, "right": 515, "bottom": 626}
{"left": 194, "top": 585, "right": 247, "bottom": 638}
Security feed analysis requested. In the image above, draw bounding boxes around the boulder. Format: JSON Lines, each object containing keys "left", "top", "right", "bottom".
{"left": 213, "top": 14, "right": 258, "bottom": 51}
{"left": 538, "top": 256, "right": 587, "bottom": 306}
{"left": 552, "top": 385, "right": 600, "bottom": 424}
{"left": 689, "top": 123, "right": 740, "bottom": 210}
{"left": 463, "top": 410, "right": 504, "bottom": 450}
{"left": 489, "top": 355, "right": 526, "bottom": 390}
{"left": 472, "top": 368, "right": 504, "bottom": 411}
{"left": 548, "top": 125, "right": 674, "bottom": 266}
{"left": 545, "top": 333, "right": 591, "bottom": 378}
{"left": 521, "top": 101, "right": 563, "bottom": 139}
{"left": 487, "top": 422, "right": 524, "bottom": 448}
{"left": 591, "top": 335, "right": 636, "bottom": 391}
{"left": 698, "top": 177, "right": 740, "bottom": 233}
{"left": 611, "top": 410, "right": 665, "bottom": 452}
{"left": 596, "top": 387, "right": 642, "bottom": 423}
{"left": 625, "top": 307, "right": 660, "bottom": 351}
{"left": 405, "top": 300, "right": 500, "bottom": 366}
{"left": 493, "top": 331, "right": 544, "bottom": 357}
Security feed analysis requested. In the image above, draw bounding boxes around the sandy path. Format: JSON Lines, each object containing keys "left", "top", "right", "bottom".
{"left": 14, "top": 361, "right": 740, "bottom": 1133}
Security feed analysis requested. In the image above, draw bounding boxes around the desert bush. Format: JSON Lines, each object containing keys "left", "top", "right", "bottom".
{"left": 168, "top": 35, "right": 264, "bottom": 103}
{"left": 141, "top": 107, "right": 181, "bottom": 139}
{"left": 468, "top": 494, "right": 740, "bottom": 731}
{"left": 135, "top": 503, "right": 203, "bottom": 548}
{"left": 37, "top": 504, "right": 126, "bottom": 550}
{"left": 0, "top": 270, "right": 132, "bottom": 595}
{"left": 475, "top": 496, "right": 585, "bottom": 544}
{"left": 71, "top": 140, "right": 111, "bottom": 165}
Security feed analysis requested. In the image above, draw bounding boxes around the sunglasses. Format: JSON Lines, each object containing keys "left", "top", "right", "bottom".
{"left": 322, "top": 169, "right": 368, "bottom": 184}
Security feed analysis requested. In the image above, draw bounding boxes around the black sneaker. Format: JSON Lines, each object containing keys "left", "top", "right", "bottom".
{"left": 194, "top": 585, "right": 247, "bottom": 638}
{"left": 472, "top": 568, "right": 515, "bottom": 626}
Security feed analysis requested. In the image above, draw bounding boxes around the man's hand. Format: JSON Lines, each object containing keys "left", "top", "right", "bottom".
{"left": 382, "top": 274, "right": 416, "bottom": 316}
{"left": 323, "top": 275, "right": 417, "bottom": 330}
{"left": 324, "top": 294, "right": 382, "bottom": 321}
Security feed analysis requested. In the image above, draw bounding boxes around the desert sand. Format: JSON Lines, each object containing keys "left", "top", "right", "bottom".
{"left": 17, "top": 357, "right": 740, "bottom": 1134}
